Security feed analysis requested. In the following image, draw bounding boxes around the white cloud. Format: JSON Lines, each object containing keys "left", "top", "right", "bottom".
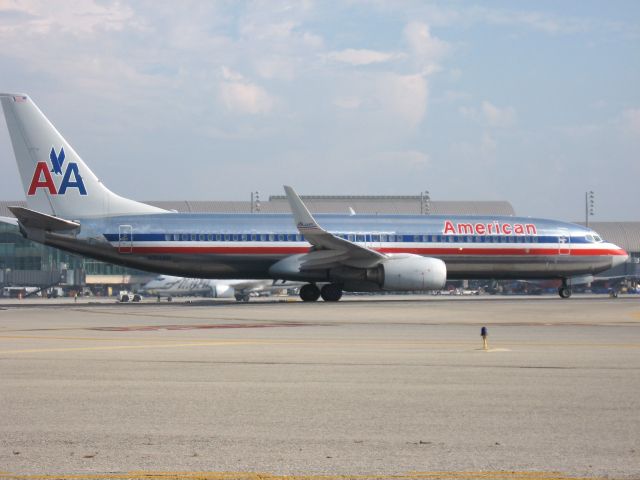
{"left": 378, "top": 150, "right": 430, "bottom": 170}
{"left": 480, "top": 9, "right": 590, "bottom": 35}
{"left": 481, "top": 101, "right": 516, "bottom": 128}
{"left": 403, "top": 21, "right": 450, "bottom": 66}
{"left": 218, "top": 67, "right": 274, "bottom": 115}
{"left": 481, "top": 132, "right": 497, "bottom": 154}
{"left": 221, "top": 66, "right": 244, "bottom": 82}
{"left": 325, "top": 49, "right": 400, "bottom": 66}
{"left": 0, "top": 0, "right": 139, "bottom": 36}
{"left": 239, "top": 20, "right": 297, "bottom": 40}
{"left": 460, "top": 101, "right": 517, "bottom": 128}
{"left": 556, "top": 124, "right": 602, "bottom": 139}
{"left": 254, "top": 56, "right": 296, "bottom": 80}
{"left": 377, "top": 73, "right": 429, "bottom": 128}
{"left": 412, "top": 4, "right": 593, "bottom": 35}
{"left": 333, "top": 97, "right": 362, "bottom": 110}
{"left": 621, "top": 108, "right": 640, "bottom": 138}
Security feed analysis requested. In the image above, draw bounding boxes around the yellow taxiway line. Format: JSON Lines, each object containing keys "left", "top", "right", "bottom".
{"left": 0, "top": 340, "right": 260, "bottom": 355}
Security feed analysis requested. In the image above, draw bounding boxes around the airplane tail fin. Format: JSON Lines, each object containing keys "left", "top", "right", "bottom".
{"left": 0, "top": 93, "right": 166, "bottom": 218}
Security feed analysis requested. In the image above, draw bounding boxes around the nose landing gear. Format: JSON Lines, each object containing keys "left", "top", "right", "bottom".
{"left": 558, "top": 279, "right": 572, "bottom": 299}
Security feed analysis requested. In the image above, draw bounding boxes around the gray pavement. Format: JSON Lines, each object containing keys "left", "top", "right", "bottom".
{"left": 0, "top": 295, "right": 639, "bottom": 479}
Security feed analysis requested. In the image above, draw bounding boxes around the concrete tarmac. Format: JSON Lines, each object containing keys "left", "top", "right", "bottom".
{"left": 0, "top": 295, "right": 639, "bottom": 479}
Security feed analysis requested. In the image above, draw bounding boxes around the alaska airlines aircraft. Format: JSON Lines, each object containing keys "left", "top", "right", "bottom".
{"left": 142, "top": 275, "right": 298, "bottom": 302}
{"left": 0, "top": 93, "right": 628, "bottom": 301}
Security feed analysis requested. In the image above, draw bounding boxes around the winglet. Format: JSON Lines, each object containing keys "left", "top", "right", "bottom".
{"left": 282, "top": 185, "right": 385, "bottom": 267}
{"left": 284, "top": 185, "right": 321, "bottom": 232}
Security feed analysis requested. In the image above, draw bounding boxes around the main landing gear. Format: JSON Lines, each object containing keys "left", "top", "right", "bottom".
{"left": 558, "top": 279, "right": 572, "bottom": 299}
{"left": 299, "top": 283, "right": 343, "bottom": 302}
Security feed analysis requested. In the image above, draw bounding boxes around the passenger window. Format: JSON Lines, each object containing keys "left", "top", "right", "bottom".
{"left": 241, "top": 234, "right": 247, "bottom": 241}
{"left": 165, "top": 234, "right": 171, "bottom": 241}
{"left": 356, "top": 234, "right": 365, "bottom": 242}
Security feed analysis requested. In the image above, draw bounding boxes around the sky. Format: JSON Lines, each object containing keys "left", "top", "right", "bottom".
{"left": 0, "top": 0, "right": 638, "bottom": 222}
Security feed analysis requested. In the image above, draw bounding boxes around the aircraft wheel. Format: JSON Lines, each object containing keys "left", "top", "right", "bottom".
{"left": 558, "top": 287, "right": 572, "bottom": 299}
{"left": 300, "top": 284, "right": 320, "bottom": 302}
{"left": 320, "top": 284, "right": 343, "bottom": 302}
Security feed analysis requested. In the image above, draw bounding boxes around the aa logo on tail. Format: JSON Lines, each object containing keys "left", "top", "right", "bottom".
{"left": 27, "top": 147, "right": 87, "bottom": 196}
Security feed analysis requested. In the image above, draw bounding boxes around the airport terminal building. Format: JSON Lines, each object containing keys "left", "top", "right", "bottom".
{"left": 1, "top": 196, "right": 638, "bottom": 295}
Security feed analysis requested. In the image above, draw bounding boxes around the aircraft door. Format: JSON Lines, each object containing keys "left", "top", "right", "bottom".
{"left": 558, "top": 228, "right": 570, "bottom": 255}
{"left": 118, "top": 225, "right": 133, "bottom": 254}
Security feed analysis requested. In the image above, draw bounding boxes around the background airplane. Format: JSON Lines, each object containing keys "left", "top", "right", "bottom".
{"left": 142, "top": 275, "right": 297, "bottom": 302}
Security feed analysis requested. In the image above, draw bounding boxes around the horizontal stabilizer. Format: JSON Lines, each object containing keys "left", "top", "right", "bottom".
{"left": 8, "top": 206, "right": 80, "bottom": 231}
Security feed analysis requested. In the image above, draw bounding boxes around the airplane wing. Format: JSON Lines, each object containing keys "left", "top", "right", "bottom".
{"left": 284, "top": 185, "right": 385, "bottom": 270}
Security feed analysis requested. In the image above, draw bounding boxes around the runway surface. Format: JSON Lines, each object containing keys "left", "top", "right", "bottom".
{"left": 0, "top": 295, "right": 638, "bottom": 479}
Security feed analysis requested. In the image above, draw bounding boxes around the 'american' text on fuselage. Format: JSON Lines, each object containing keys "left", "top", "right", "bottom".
{"left": 443, "top": 220, "right": 537, "bottom": 236}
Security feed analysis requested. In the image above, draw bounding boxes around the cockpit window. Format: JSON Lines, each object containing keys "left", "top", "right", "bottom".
{"left": 587, "top": 232, "right": 603, "bottom": 243}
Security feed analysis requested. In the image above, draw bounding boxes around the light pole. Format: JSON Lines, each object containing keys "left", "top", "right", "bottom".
{"left": 585, "top": 191, "right": 594, "bottom": 227}
{"left": 250, "top": 191, "right": 261, "bottom": 213}
{"left": 420, "top": 190, "right": 431, "bottom": 215}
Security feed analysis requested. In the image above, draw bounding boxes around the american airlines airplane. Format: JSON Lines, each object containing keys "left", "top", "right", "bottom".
{"left": 0, "top": 93, "right": 628, "bottom": 301}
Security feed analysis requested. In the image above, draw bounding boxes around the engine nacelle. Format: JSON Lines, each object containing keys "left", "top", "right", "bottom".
{"left": 378, "top": 254, "right": 447, "bottom": 291}
{"left": 213, "top": 284, "right": 234, "bottom": 298}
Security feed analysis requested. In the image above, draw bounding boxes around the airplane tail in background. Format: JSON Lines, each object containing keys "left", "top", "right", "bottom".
{"left": 0, "top": 93, "right": 166, "bottom": 219}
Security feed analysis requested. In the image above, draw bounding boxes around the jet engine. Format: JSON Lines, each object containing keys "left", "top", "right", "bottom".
{"left": 376, "top": 254, "right": 447, "bottom": 291}
{"left": 328, "top": 254, "right": 447, "bottom": 292}
{"left": 212, "top": 284, "right": 234, "bottom": 298}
